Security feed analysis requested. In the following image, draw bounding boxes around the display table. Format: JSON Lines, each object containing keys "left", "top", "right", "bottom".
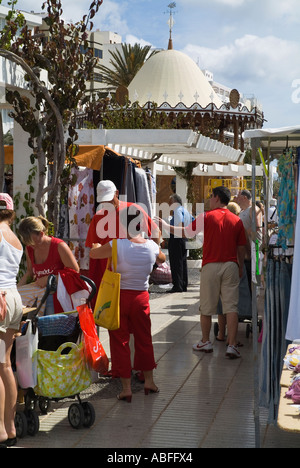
{"left": 278, "top": 345, "right": 300, "bottom": 433}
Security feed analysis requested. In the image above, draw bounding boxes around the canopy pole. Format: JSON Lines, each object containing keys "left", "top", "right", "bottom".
{"left": 251, "top": 137, "right": 261, "bottom": 448}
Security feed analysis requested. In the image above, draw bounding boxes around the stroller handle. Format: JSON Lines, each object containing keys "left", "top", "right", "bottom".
{"left": 79, "top": 275, "right": 97, "bottom": 304}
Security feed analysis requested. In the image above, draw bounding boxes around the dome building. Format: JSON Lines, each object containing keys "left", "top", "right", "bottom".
{"left": 128, "top": 48, "right": 223, "bottom": 109}
{"left": 126, "top": 39, "right": 263, "bottom": 152}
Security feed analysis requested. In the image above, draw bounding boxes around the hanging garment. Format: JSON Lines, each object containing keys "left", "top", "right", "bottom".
{"left": 122, "top": 158, "right": 137, "bottom": 203}
{"left": 286, "top": 155, "right": 300, "bottom": 342}
{"left": 277, "top": 149, "right": 296, "bottom": 249}
{"left": 68, "top": 166, "right": 95, "bottom": 270}
{"left": 134, "top": 167, "right": 152, "bottom": 217}
{"left": 260, "top": 257, "right": 293, "bottom": 424}
{"left": 102, "top": 149, "right": 125, "bottom": 193}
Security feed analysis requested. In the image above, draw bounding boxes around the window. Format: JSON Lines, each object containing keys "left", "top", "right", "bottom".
{"left": 92, "top": 73, "right": 103, "bottom": 83}
{"left": 94, "top": 48, "right": 103, "bottom": 59}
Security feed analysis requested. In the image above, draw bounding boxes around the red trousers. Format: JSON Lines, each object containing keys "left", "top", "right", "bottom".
{"left": 109, "top": 289, "right": 156, "bottom": 379}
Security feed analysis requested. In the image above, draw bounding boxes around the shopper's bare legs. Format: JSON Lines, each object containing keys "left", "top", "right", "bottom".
{"left": 0, "top": 329, "right": 17, "bottom": 441}
{"left": 201, "top": 315, "right": 212, "bottom": 342}
{"left": 226, "top": 312, "right": 239, "bottom": 347}
{"left": 119, "top": 377, "right": 132, "bottom": 398}
{"left": 143, "top": 370, "right": 159, "bottom": 393}
{"left": 217, "top": 314, "right": 226, "bottom": 340}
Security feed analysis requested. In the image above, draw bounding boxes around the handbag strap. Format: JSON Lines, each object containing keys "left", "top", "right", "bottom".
{"left": 108, "top": 239, "right": 118, "bottom": 272}
{"left": 111, "top": 238, "right": 118, "bottom": 271}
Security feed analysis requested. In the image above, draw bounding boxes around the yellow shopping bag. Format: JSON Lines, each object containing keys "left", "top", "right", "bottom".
{"left": 94, "top": 239, "right": 121, "bottom": 330}
{"left": 34, "top": 342, "right": 92, "bottom": 398}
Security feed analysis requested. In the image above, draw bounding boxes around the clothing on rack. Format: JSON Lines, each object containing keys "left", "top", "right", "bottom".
{"left": 60, "top": 147, "right": 154, "bottom": 274}
{"left": 134, "top": 167, "right": 152, "bottom": 217}
{"left": 286, "top": 148, "right": 300, "bottom": 342}
{"left": 277, "top": 148, "right": 297, "bottom": 249}
{"left": 260, "top": 253, "right": 293, "bottom": 424}
{"left": 122, "top": 158, "right": 137, "bottom": 203}
{"left": 68, "top": 166, "right": 95, "bottom": 270}
{"left": 102, "top": 149, "right": 126, "bottom": 194}
{"left": 145, "top": 167, "right": 156, "bottom": 204}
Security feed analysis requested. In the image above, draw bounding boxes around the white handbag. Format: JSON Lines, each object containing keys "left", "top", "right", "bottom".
{"left": 16, "top": 320, "right": 38, "bottom": 389}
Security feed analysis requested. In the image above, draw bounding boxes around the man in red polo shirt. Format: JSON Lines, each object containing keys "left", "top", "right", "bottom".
{"left": 86, "top": 180, "right": 160, "bottom": 294}
{"left": 156, "top": 185, "right": 247, "bottom": 359}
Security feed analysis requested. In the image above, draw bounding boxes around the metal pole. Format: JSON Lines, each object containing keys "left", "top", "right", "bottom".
{"left": 251, "top": 137, "right": 261, "bottom": 448}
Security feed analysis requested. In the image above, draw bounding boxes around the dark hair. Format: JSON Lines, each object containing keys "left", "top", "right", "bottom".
{"left": 170, "top": 194, "right": 182, "bottom": 205}
{"left": 240, "top": 189, "right": 251, "bottom": 200}
{"left": 212, "top": 186, "right": 231, "bottom": 205}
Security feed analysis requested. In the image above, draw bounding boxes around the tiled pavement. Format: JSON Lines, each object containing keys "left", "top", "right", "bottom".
{"left": 14, "top": 274, "right": 300, "bottom": 449}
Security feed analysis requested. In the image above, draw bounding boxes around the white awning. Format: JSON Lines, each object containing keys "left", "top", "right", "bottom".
{"left": 244, "top": 126, "right": 300, "bottom": 155}
{"left": 77, "top": 129, "right": 244, "bottom": 166}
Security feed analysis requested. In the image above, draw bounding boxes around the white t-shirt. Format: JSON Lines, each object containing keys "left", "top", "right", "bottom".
{"left": 0, "top": 231, "right": 23, "bottom": 289}
{"left": 110, "top": 238, "right": 159, "bottom": 291}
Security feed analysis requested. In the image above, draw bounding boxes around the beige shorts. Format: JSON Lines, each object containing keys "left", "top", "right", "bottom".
{"left": 0, "top": 288, "right": 23, "bottom": 333}
{"left": 199, "top": 262, "right": 239, "bottom": 316}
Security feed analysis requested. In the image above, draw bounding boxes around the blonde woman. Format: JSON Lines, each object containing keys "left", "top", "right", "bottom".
{"left": 0, "top": 194, "right": 23, "bottom": 447}
{"left": 18, "top": 216, "right": 79, "bottom": 315}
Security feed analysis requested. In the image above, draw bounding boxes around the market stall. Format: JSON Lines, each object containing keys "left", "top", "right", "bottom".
{"left": 244, "top": 126, "right": 300, "bottom": 439}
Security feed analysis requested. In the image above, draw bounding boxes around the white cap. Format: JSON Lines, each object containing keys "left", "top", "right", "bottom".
{"left": 270, "top": 198, "right": 277, "bottom": 206}
{"left": 96, "top": 180, "right": 117, "bottom": 203}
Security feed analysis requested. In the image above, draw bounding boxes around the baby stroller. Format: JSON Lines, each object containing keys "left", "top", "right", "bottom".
{"left": 213, "top": 266, "right": 263, "bottom": 340}
{"left": 15, "top": 274, "right": 98, "bottom": 438}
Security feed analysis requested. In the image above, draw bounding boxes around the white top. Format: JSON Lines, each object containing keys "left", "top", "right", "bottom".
{"left": 0, "top": 231, "right": 23, "bottom": 288}
{"left": 110, "top": 238, "right": 159, "bottom": 291}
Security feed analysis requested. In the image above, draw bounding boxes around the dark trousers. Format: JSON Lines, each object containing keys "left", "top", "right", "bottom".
{"left": 168, "top": 237, "right": 188, "bottom": 292}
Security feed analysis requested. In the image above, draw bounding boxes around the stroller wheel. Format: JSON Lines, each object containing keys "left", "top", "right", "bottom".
{"left": 25, "top": 389, "right": 37, "bottom": 411}
{"left": 39, "top": 397, "right": 51, "bottom": 415}
{"left": 68, "top": 403, "right": 85, "bottom": 429}
{"left": 15, "top": 411, "right": 28, "bottom": 439}
{"left": 25, "top": 410, "right": 40, "bottom": 436}
{"left": 82, "top": 402, "right": 96, "bottom": 428}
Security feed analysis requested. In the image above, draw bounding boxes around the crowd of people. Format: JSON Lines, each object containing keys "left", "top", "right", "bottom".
{"left": 0, "top": 181, "right": 268, "bottom": 447}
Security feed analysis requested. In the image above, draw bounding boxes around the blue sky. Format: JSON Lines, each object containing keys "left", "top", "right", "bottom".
{"left": 8, "top": 0, "right": 300, "bottom": 128}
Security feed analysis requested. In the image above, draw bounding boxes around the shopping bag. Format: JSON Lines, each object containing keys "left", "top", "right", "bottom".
{"left": 77, "top": 303, "right": 109, "bottom": 374}
{"left": 34, "top": 342, "right": 92, "bottom": 398}
{"left": 149, "top": 261, "right": 172, "bottom": 285}
{"left": 93, "top": 239, "right": 120, "bottom": 330}
{"left": 16, "top": 320, "right": 38, "bottom": 389}
{"left": 0, "top": 291, "right": 7, "bottom": 321}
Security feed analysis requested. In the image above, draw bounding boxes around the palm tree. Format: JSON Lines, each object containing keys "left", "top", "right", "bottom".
{"left": 97, "top": 43, "right": 157, "bottom": 90}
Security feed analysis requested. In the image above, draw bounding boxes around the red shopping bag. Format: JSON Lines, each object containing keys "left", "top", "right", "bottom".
{"left": 77, "top": 303, "right": 109, "bottom": 375}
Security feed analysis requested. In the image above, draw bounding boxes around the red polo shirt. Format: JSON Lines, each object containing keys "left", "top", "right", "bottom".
{"left": 186, "top": 208, "right": 247, "bottom": 267}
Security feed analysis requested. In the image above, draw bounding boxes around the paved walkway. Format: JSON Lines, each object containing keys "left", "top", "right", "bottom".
{"left": 14, "top": 274, "right": 300, "bottom": 449}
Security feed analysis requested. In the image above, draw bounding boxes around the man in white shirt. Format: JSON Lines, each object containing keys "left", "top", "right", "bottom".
{"left": 168, "top": 194, "right": 194, "bottom": 293}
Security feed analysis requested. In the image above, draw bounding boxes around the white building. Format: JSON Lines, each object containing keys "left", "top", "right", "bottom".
{"left": 0, "top": 6, "right": 42, "bottom": 134}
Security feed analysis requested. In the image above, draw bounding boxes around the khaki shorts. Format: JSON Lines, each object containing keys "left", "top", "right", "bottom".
{"left": 199, "top": 262, "right": 239, "bottom": 316}
{"left": 0, "top": 288, "right": 23, "bottom": 333}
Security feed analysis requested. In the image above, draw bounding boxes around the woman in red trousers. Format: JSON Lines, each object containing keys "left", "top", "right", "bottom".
{"left": 90, "top": 207, "right": 165, "bottom": 402}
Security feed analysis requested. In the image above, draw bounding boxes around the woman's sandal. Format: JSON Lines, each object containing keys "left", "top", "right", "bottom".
{"left": 0, "top": 437, "right": 17, "bottom": 448}
{"left": 144, "top": 386, "right": 160, "bottom": 395}
{"left": 117, "top": 394, "right": 132, "bottom": 403}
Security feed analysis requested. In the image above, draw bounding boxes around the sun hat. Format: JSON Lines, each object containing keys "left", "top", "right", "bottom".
{"left": 96, "top": 180, "right": 117, "bottom": 203}
{"left": 0, "top": 193, "right": 14, "bottom": 210}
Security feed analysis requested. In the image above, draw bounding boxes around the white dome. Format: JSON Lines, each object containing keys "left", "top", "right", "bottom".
{"left": 128, "top": 49, "right": 223, "bottom": 108}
